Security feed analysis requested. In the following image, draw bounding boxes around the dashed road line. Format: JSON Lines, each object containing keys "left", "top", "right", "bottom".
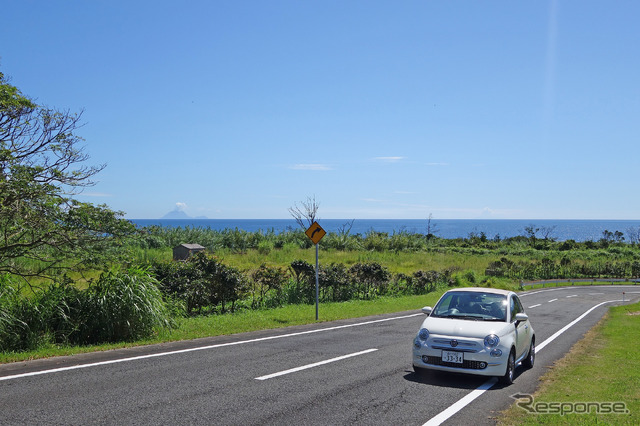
{"left": 255, "top": 348, "right": 378, "bottom": 380}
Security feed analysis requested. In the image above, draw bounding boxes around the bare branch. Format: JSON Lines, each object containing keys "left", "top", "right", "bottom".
{"left": 288, "top": 195, "right": 320, "bottom": 230}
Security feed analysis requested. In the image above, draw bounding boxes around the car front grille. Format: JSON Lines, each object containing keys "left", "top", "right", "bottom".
{"left": 431, "top": 338, "right": 480, "bottom": 353}
{"left": 422, "top": 355, "right": 488, "bottom": 370}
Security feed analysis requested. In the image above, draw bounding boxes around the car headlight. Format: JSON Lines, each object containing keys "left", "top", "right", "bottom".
{"left": 484, "top": 334, "right": 500, "bottom": 348}
{"left": 418, "top": 328, "right": 430, "bottom": 341}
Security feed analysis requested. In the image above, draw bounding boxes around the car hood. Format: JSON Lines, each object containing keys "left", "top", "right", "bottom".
{"left": 421, "top": 316, "right": 512, "bottom": 339}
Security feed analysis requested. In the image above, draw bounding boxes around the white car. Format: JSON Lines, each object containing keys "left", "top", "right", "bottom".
{"left": 412, "top": 287, "right": 535, "bottom": 385}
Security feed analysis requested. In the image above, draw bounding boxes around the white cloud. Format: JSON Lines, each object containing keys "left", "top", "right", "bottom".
{"left": 290, "top": 164, "right": 332, "bottom": 171}
{"left": 479, "top": 207, "right": 495, "bottom": 218}
{"left": 374, "top": 156, "right": 405, "bottom": 162}
{"left": 175, "top": 202, "right": 188, "bottom": 211}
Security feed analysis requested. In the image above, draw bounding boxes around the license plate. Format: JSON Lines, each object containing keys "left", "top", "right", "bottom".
{"left": 442, "top": 350, "right": 463, "bottom": 364}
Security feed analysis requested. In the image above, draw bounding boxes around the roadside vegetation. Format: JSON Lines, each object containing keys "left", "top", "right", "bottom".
{"left": 2, "top": 223, "right": 640, "bottom": 359}
{"left": 499, "top": 301, "right": 640, "bottom": 425}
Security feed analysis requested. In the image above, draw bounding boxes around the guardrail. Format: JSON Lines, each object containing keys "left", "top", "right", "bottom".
{"left": 520, "top": 278, "right": 640, "bottom": 290}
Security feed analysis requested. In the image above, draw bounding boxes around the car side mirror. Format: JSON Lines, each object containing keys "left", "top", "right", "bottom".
{"left": 514, "top": 312, "right": 529, "bottom": 322}
{"left": 421, "top": 306, "right": 433, "bottom": 315}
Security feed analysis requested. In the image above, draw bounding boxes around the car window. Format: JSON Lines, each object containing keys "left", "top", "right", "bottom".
{"left": 514, "top": 295, "right": 525, "bottom": 314}
{"left": 432, "top": 293, "right": 456, "bottom": 315}
{"left": 510, "top": 295, "right": 522, "bottom": 322}
{"left": 432, "top": 291, "right": 506, "bottom": 321}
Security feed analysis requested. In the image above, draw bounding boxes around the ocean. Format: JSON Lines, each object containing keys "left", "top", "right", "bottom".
{"left": 129, "top": 219, "right": 640, "bottom": 243}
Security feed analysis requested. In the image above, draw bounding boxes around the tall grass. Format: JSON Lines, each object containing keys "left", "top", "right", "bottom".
{"left": 81, "top": 267, "right": 174, "bottom": 343}
{"left": 0, "top": 268, "right": 174, "bottom": 352}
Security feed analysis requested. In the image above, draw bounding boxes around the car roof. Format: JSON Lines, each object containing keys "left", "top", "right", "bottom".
{"left": 444, "top": 287, "right": 513, "bottom": 296}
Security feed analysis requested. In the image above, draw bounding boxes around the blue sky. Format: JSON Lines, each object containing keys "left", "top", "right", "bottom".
{"left": 2, "top": 1, "right": 638, "bottom": 220}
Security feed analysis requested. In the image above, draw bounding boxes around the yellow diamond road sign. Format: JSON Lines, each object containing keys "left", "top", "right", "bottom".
{"left": 305, "top": 221, "right": 326, "bottom": 245}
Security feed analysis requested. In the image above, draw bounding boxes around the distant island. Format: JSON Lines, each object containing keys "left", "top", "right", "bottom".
{"left": 161, "top": 210, "right": 208, "bottom": 220}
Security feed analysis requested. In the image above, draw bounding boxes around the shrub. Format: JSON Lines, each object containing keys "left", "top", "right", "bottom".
{"left": 215, "top": 263, "right": 247, "bottom": 313}
{"left": 464, "top": 270, "right": 477, "bottom": 284}
{"left": 319, "top": 263, "right": 352, "bottom": 301}
{"left": 348, "top": 262, "right": 391, "bottom": 298}
{"left": 257, "top": 240, "right": 273, "bottom": 255}
{"left": 252, "top": 264, "right": 289, "bottom": 308}
{"left": 286, "top": 260, "right": 315, "bottom": 304}
{"left": 410, "top": 270, "right": 441, "bottom": 294}
{"left": 362, "top": 231, "right": 390, "bottom": 252}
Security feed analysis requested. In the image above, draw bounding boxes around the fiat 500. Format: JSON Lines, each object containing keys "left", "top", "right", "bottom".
{"left": 412, "top": 288, "right": 535, "bottom": 385}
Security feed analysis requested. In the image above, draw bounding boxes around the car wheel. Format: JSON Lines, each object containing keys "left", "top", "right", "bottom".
{"left": 522, "top": 339, "right": 535, "bottom": 369}
{"left": 500, "top": 350, "right": 515, "bottom": 385}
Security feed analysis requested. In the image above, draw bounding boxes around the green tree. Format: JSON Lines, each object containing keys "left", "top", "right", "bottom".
{"left": 0, "top": 71, "right": 135, "bottom": 282}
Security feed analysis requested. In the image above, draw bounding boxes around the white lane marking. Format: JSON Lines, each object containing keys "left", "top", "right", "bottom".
{"left": 566, "top": 295, "right": 577, "bottom": 298}
{"left": 528, "top": 304, "right": 542, "bottom": 309}
{"left": 536, "top": 299, "right": 623, "bottom": 352}
{"left": 519, "top": 288, "right": 565, "bottom": 297}
{"left": 422, "top": 298, "right": 625, "bottom": 426}
{"left": 423, "top": 378, "right": 498, "bottom": 426}
{"left": 520, "top": 285, "right": 634, "bottom": 297}
{"left": 0, "top": 313, "right": 421, "bottom": 382}
{"left": 255, "top": 349, "right": 378, "bottom": 380}
{"left": 548, "top": 298, "right": 558, "bottom": 303}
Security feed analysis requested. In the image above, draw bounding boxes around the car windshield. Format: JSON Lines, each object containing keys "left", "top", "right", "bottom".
{"left": 431, "top": 291, "right": 507, "bottom": 321}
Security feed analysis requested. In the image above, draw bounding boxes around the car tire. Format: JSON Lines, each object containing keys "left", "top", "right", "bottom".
{"left": 500, "top": 350, "right": 515, "bottom": 385}
{"left": 522, "top": 339, "right": 535, "bottom": 369}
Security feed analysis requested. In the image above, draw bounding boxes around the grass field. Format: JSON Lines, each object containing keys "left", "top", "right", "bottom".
{"left": 131, "top": 246, "right": 497, "bottom": 275}
{"left": 499, "top": 301, "right": 640, "bottom": 424}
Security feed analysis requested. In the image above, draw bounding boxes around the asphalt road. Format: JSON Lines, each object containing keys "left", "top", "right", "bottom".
{"left": 0, "top": 285, "right": 637, "bottom": 425}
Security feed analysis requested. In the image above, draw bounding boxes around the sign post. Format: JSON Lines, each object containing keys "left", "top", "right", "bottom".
{"left": 305, "top": 221, "right": 326, "bottom": 320}
{"left": 314, "top": 243, "right": 319, "bottom": 320}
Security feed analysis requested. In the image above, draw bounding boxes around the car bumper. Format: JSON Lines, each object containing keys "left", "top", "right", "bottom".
{"left": 412, "top": 341, "right": 508, "bottom": 377}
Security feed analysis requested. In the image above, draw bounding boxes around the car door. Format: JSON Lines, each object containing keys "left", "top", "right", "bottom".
{"left": 510, "top": 295, "right": 530, "bottom": 360}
